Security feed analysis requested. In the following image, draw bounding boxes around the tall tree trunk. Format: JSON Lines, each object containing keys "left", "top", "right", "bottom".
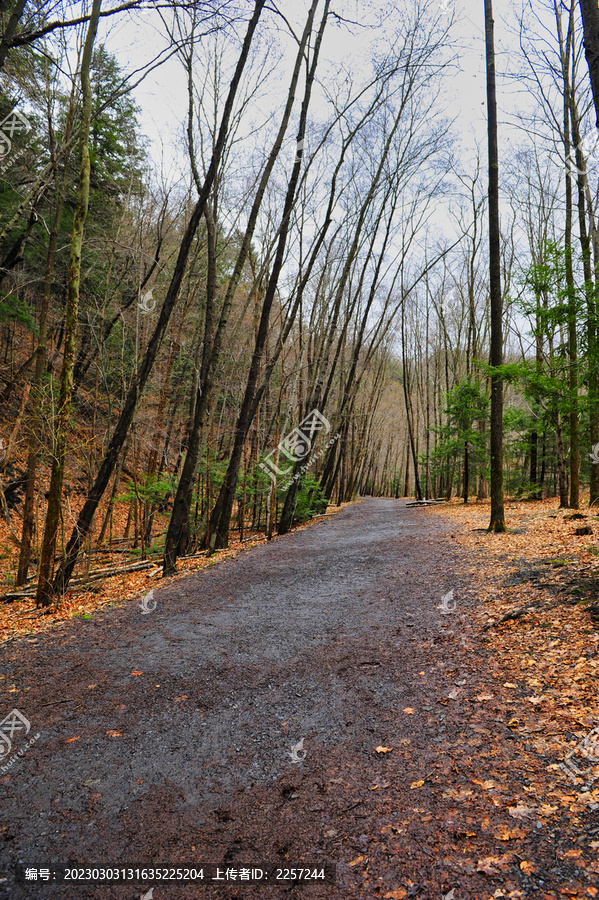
{"left": 579, "top": 0, "right": 599, "bottom": 126}
{"left": 485, "top": 0, "right": 506, "bottom": 532}
{"left": 562, "top": 4, "right": 579, "bottom": 508}
{"left": 556, "top": 412, "right": 569, "bottom": 507}
{"left": 35, "top": 0, "right": 102, "bottom": 607}
{"left": 0, "top": 0, "right": 26, "bottom": 71}
{"left": 570, "top": 90, "right": 599, "bottom": 506}
{"left": 162, "top": 203, "right": 217, "bottom": 571}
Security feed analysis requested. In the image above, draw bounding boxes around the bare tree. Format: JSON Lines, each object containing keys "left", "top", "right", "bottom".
{"left": 485, "top": 0, "right": 506, "bottom": 532}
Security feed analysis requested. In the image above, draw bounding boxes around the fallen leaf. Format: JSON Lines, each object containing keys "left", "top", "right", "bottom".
{"left": 476, "top": 693, "right": 494, "bottom": 701}
{"left": 536, "top": 804, "right": 558, "bottom": 816}
{"left": 508, "top": 804, "right": 536, "bottom": 819}
{"left": 403, "top": 707, "right": 415, "bottom": 714}
{"left": 370, "top": 780, "right": 391, "bottom": 790}
{"left": 384, "top": 892, "right": 407, "bottom": 900}
{"left": 564, "top": 849, "right": 582, "bottom": 858}
{"left": 174, "top": 695, "right": 187, "bottom": 702}
{"left": 130, "top": 670, "right": 143, "bottom": 676}
{"left": 526, "top": 696, "right": 543, "bottom": 705}
{"left": 448, "top": 688, "right": 461, "bottom": 700}
{"left": 504, "top": 682, "right": 518, "bottom": 688}
{"left": 477, "top": 858, "right": 500, "bottom": 875}
{"left": 519, "top": 860, "right": 534, "bottom": 874}
{"left": 493, "top": 824, "right": 528, "bottom": 841}
{"left": 477, "top": 854, "right": 512, "bottom": 875}
{"left": 410, "top": 779, "right": 425, "bottom": 789}
{"left": 65, "top": 736, "right": 80, "bottom": 743}
{"left": 105, "top": 730, "right": 121, "bottom": 737}
{"left": 349, "top": 855, "right": 366, "bottom": 867}
{"left": 375, "top": 745, "right": 393, "bottom": 753}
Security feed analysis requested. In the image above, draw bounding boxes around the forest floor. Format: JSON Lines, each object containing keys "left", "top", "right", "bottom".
{"left": 1, "top": 496, "right": 599, "bottom": 899}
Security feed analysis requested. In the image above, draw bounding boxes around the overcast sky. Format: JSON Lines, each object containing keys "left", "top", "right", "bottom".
{"left": 94, "top": 0, "right": 508, "bottom": 184}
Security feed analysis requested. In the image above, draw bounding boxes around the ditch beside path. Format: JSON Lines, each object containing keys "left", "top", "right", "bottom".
{"left": 0, "top": 498, "right": 590, "bottom": 899}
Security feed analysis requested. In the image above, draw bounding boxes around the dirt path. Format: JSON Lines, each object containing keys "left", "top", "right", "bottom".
{"left": 0, "top": 499, "right": 587, "bottom": 899}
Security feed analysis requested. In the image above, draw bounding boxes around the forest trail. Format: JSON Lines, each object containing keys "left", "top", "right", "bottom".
{"left": 0, "top": 499, "right": 589, "bottom": 899}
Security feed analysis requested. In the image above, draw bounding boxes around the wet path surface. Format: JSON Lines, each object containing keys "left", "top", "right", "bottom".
{"left": 0, "top": 499, "right": 493, "bottom": 899}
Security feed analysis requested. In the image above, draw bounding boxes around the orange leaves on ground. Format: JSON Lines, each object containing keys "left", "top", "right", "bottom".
{"left": 493, "top": 824, "right": 528, "bottom": 841}
{"left": 65, "top": 736, "right": 80, "bottom": 743}
{"left": 508, "top": 804, "right": 537, "bottom": 819}
{"left": 476, "top": 855, "right": 512, "bottom": 875}
{"left": 375, "top": 745, "right": 393, "bottom": 754}
{"left": 130, "top": 670, "right": 143, "bottom": 676}
{"left": 105, "top": 730, "right": 121, "bottom": 737}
